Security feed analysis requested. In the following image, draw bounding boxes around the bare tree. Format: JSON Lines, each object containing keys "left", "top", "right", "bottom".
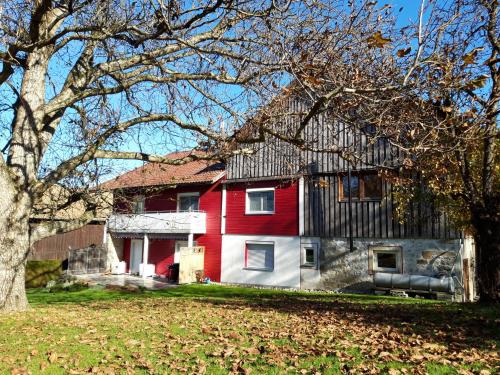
{"left": 0, "top": 0, "right": 338, "bottom": 311}
{"left": 250, "top": 0, "right": 499, "bottom": 301}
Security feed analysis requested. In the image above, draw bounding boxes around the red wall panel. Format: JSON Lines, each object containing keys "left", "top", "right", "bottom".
{"left": 195, "top": 181, "right": 222, "bottom": 282}
{"left": 123, "top": 238, "right": 131, "bottom": 272}
{"left": 148, "top": 239, "right": 175, "bottom": 276}
{"left": 115, "top": 182, "right": 223, "bottom": 282}
{"left": 225, "top": 180, "right": 298, "bottom": 236}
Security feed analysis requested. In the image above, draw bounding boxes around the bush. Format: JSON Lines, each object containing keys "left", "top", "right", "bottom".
{"left": 25, "top": 260, "right": 63, "bottom": 288}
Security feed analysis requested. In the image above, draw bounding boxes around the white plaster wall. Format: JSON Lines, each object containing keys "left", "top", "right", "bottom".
{"left": 221, "top": 235, "right": 300, "bottom": 288}
{"left": 106, "top": 235, "right": 124, "bottom": 270}
{"left": 300, "top": 237, "right": 321, "bottom": 289}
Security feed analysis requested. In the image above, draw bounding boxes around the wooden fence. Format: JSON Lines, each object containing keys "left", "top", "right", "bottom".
{"left": 29, "top": 223, "right": 105, "bottom": 261}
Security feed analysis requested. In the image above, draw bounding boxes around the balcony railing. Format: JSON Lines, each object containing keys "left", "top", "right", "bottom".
{"left": 107, "top": 211, "right": 206, "bottom": 234}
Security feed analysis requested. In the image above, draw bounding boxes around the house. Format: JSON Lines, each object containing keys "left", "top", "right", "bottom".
{"left": 220, "top": 96, "right": 476, "bottom": 299}
{"left": 102, "top": 151, "right": 225, "bottom": 281}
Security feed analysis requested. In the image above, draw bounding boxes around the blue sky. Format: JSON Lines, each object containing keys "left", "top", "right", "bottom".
{"left": 0, "top": 0, "right": 430, "bottom": 183}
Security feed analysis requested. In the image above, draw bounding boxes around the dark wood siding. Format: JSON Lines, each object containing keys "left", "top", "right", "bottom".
{"left": 30, "top": 224, "right": 105, "bottom": 260}
{"left": 227, "top": 96, "right": 460, "bottom": 239}
{"left": 304, "top": 175, "right": 459, "bottom": 239}
{"left": 228, "top": 97, "right": 400, "bottom": 180}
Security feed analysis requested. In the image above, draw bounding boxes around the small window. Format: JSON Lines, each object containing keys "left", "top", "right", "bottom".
{"left": 245, "top": 242, "right": 274, "bottom": 271}
{"left": 339, "top": 172, "right": 382, "bottom": 201}
{"left": 246, "top": 188, "right": 275, "bottom": 214}
{"left": 370, "top": 246, "right": 402, "bottom": 273}
{"left": 301, "top": 243, "right": 318, "bottom": 268}
{"left": 133, "top": 196, "right": 145, "bottom": 213}
{"left": 177, "top": 193, "right": 200, "bottom": 212}
{"left": 363, "top": 174, "right": 382, "bottom": 200}
{"left": 305, "top": 248, "right": 315, "bottom": 264}
{"left": 342, "top": 175, "right": 359, "bottom": 199}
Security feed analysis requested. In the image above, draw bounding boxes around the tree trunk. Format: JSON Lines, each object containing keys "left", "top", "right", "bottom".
{"left": 0, "top": 208, "right": 31, "bottom": 312}
{"left": 0, "top": 258, "right": 29, "bottom": 312}
{"left": 473, "top": 212, "right": 500, "bottom": 303}
{"left": 0, "top": 166, "right": 31, "bottom": 312}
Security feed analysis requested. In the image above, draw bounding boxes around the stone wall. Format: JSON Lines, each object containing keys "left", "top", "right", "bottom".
{"left": 304, "top": 238, "right": 462, "bottom": 292}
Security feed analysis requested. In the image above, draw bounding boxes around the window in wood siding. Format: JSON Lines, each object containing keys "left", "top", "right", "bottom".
{"left": 177, "top": 192, "right": 200, "bottom": 212}
{"left": 133, "top": 196, "right": 145, "bottom": 213}
{"left": 246, "top": 188, "right": 275, "bottom": 214}
{"left": 339, "top": 172, "right": 382, "bottom": 201}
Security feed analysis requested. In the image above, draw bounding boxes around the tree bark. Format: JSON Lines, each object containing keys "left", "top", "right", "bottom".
{"left": 472, "top": 210, "right": 500, "bottom": 303}
{"left": 0, "top": 191, "right": 31, "bottom": 312}
{"left": 0, "top": 44, "right": 51, "bottom": 312}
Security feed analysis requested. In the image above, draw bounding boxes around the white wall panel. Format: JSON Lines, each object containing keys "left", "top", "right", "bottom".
{"left": 221, "top": 235, "right": 300, "bottom": 288}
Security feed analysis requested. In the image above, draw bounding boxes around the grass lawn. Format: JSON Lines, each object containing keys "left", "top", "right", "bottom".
{"left": 0, "top": 285, "right": 498, "bottom": 374}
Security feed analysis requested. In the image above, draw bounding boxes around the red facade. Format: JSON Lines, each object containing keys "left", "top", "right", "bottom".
{"left": 225, "top": 180, "right": 299, "bottom": 236}
{"left": 118, "top": 182, "right": 223, "bottom": 281}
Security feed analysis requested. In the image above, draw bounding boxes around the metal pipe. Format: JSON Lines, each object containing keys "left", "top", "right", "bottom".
{"left": 348, "top": 165, "right": 354, "bottom": 252}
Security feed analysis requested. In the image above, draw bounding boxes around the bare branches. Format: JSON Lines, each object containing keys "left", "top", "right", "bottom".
{"left": 403, "top": 0, "right": 425, "bottom": 86}
{"left": 29, "top": 209, "right": 96, "bottom": 244}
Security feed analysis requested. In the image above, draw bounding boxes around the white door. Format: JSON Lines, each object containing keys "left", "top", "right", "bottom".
{"left": 130, "top": 239, "right": 143, "bottom": 274}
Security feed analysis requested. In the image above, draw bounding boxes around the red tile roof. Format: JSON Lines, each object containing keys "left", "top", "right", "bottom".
{"left": 101, "top": 151, "right": 225, "bottom": 190}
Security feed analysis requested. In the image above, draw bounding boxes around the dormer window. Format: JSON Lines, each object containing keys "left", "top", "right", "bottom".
{"left": 133, "top": 196, "right": 145, "bottom": 213}
{"left": 177, "top": 192, "right": 200, "bottom": 212}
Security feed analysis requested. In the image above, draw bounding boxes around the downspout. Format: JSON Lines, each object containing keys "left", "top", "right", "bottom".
{"left": 348, "top": 165, "right": 354, "bottom": 253}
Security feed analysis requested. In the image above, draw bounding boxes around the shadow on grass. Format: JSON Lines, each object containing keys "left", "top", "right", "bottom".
{"left": 27, "top": 284, "right": 499, "bottom": 352}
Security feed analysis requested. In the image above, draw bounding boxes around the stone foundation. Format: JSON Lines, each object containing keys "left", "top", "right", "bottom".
{"left": 301, "top": 238, "right": 462, "bottom": 292}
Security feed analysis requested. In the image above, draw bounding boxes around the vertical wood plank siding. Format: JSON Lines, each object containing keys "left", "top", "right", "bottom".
{"left": 227, "top": 96, "right": 460, "bottom": 239}
{"left": 30, "top": 224, "right": 105, "bottom": 260}
{"left": 303, "top": 176, "right": 458, "bottom": 239}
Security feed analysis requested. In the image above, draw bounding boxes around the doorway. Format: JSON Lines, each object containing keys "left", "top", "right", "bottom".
{"left": 130, "top": 239, "right": 143, "bottom": 274}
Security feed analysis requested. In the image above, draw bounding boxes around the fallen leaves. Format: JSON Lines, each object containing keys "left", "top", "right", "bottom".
{"left": 0, "top": 292, "right": 497, "bottom": 374}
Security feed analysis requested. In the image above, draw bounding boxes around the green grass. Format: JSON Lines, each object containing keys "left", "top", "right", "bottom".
{"left": 25, "top": 260, "right": 63, "bottom": 288}
{"left": 0, "top": 285, "right": 496, "bottom": 374}
{"left": 27, "top": 283, "right": 441, "bottom": 305}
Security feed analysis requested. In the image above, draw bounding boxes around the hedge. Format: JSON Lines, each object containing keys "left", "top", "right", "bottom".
{"left": 25, "top": 260, "right": 63, "bottom": 289}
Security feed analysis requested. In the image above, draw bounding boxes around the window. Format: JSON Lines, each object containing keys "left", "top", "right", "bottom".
{"left": 301, "top": 243, "right": 319, "bottom": 268}
{"left": 305, "top": 248, "right": 315, "bottom": 264}
{"left": 369, "top": 246, "right": 402, "bottom": 273}
{"left": 246, "top": 188, "right": 275, "bottom": 214}
{"left": 133, "top": 196, "right": 145, "bottom": 213}
{"left": 245, "top": 242, "right": 274, "bottom": 271}
{"left": 339, "top": 172, "right": 382, "bottom": 201}
{"left": 177, "top": 193, "right": 200, "bottom": 212}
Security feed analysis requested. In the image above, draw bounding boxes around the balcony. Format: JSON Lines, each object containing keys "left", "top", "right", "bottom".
{"left": 107, "top": 211, "right": 206, "bottom": 234}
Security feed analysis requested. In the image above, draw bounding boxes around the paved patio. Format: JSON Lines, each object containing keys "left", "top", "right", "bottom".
{"left": 74, "top": 273, "right": 177, "bottom": 290}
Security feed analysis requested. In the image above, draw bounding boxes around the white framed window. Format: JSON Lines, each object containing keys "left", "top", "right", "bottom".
{"left": 245, "top": 188, "right": 275, "bottom": 214}
{"left": 177, "top": 192, "right": 200, "bottom": 212}
{"left": 370, "top": 246, "right": 402, "bottom": 273}
{"left": 133, "top": 196, "right": 145, "bottom": 213}
{"left": 245, "top": 242, "right": 274, "bottom": 271}
{"left": 301, "top": 243, "right": 318, "bottom": 268}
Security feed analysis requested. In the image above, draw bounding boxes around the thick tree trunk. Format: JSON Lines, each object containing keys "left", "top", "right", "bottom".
{"left": 0, "top": 204, "right": 31, "bottom": 312}
{"left": 0, "top": 155, "right": 32, "bottom": 312}
{"left": 0, "top": 259, "right": 29, "bottom": 312}
{"left": 473, "top": 212, "right": 500, "bottom": 303}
